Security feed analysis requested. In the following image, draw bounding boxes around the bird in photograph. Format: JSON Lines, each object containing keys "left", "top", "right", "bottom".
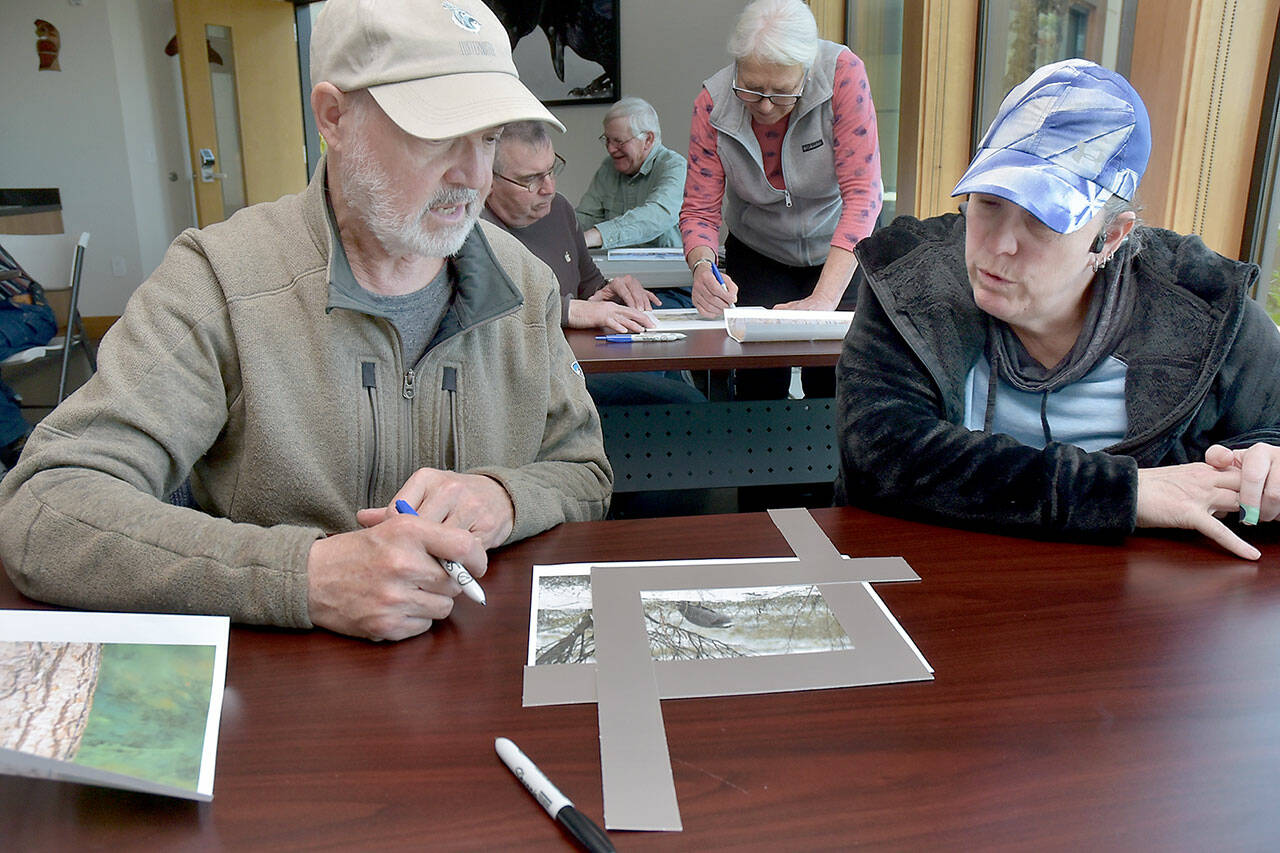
{"left": 675, "top": 601, "right": 733, "bottom": 628}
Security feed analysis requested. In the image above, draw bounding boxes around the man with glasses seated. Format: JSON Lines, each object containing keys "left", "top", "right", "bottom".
{"left": 483, "top": 121, "right": 703, "bottom": 405}
{"left": 484, "top": 120, "right": 661, "bottom": 334}
{"left": 577, "top": 97, "right": 687, "bottom": 251}
{"left": 679, "top": 0, "right": 882, "bottom": 400}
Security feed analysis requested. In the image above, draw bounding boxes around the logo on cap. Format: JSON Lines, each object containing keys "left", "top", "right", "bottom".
{"left": 442, "top": 1, "right": 482, "bottom": 33}
{"left": 1066, "top": 142, "right": 1107, "bottom": 172}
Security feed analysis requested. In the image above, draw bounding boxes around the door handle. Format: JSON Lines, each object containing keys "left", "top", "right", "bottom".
{"left": 196, "top": 147, "right": 226, "bottom": 182}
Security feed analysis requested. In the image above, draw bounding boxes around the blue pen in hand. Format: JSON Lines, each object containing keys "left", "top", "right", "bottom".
{"left": 710, "top": 261, "right": 736, "bottom": 308}
{"left": 393, "top": 499, "right": 486, "bottom": 605}
{"left": 710, "top": 261, "right": 727, "bottom": 290}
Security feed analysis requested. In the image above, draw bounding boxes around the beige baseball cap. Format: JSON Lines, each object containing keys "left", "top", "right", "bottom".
{"left": 310, "top": 0, "right": 564, "bottom": 139}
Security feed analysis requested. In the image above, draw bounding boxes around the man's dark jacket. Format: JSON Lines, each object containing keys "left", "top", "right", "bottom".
{"left": 835, "top": 213, "right": 1280, "bottom": 540}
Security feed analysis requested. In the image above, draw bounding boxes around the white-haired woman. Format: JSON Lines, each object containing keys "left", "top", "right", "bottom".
{"left": 679, "top": 0, "right": 882, "bottom": 399}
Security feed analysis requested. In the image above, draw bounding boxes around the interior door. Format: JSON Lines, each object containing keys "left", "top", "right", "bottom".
{"left": 173, "top": 0, "right": 308, "bottom": 227}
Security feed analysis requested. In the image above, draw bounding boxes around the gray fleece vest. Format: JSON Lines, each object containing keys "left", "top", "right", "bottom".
{"left": 705, "top": 40, "right": 846, "bottom": 268}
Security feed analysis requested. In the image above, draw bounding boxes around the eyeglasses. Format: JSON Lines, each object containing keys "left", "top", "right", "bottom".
{"left": 493, "top": 153, "right": 566, "bottom": 193}
{"left": 731, "top": 70, "right": 808, "bottom": 106}
{"left": 599, "top": 132, "right": 640, "bottom": 149}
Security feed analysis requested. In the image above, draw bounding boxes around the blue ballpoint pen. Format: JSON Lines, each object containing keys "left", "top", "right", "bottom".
{"left": 710, "top": 260, "right": 728, "bottom": 291}
{"left": 393, "top": 499, "right": 486, "bottom": 605}
{"left": 710, "top": 261, "right": 736, "bottom": 307}
{"left": 595, "top": 332, "right": 686, "bottom": 343}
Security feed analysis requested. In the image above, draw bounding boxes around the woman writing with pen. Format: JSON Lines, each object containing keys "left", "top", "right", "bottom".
{"left": 679, "top": 0, "right": 883, "bottom": 399}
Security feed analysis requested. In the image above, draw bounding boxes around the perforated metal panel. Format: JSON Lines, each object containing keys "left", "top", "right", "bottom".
{"left": 599, "top": 400, "right": 838, "bottom": 492}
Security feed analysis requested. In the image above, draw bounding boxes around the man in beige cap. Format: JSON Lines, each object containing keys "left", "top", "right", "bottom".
{"left": 0, "top": 0, "right": 612, "bottom": 642}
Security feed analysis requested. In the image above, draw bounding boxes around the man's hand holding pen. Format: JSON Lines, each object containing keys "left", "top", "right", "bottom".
{"left": 306, "top": 514, "right": 487, "bottom": 641}
{"left": 363, "top": 468, "right": 514, "bottom": 549}
{"left": 306, "top": 469, "right": 512, "bottom": 640}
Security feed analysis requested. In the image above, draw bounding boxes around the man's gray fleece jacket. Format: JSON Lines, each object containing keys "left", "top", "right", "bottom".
{"left": 0, "top": 166, "right": 612, "bottom": 627}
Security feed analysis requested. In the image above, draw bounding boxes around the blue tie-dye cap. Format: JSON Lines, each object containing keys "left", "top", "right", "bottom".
{"left": 952, "top": 59, "right": 1151, "bottom": 234}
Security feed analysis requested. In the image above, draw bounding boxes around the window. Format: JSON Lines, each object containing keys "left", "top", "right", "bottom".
{"left": 297, "top": 2, "right": 325, "bottom": 178}
{"left": 973, "top": 1, "right": 1138, "bottom": 150}
{"left": 1244, "top": 15, "right": 1280, "bottom": 323}
{"left": 847, "top": 1, "right": 904, "bottom": 226}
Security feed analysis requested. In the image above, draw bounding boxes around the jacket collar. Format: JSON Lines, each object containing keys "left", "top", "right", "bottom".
{"left": 441, "top": 222, "right": 523, "bottom": 336}
{"left": 854, "top": 213, "right": 983, "bottom": 422}
{"left": 1109, "top": 228, "right": 1253, "bottom": 454}
{"left": 312, "top": 158, "right": 522, "bottom": 331}
{"left": 632, "top": 143, "right": 663, "bottom": 179}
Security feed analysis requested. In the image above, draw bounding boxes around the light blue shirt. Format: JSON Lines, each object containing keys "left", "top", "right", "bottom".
{"left": 576, "top": 143, "right": 686, "bottom": 249}
{"left": 963, "top": 353, "right": 1129, "bottom": 451}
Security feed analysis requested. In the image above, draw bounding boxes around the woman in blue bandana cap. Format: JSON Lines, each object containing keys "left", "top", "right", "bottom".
{"left": 835, "top": 59, "right": 1280, "bottom": 559}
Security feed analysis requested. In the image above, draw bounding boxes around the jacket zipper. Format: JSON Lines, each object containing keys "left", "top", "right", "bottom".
{"left": 778, "top": 120, "right": 798, "bottom": 253}
{"left": 362, "top": 361, "right": 378, "bottom": 508}
{"left": 392, "top": 305, "right": 515, "bottom": 483}
{"left": 713, "top": 114, "right": 796, "bottom": 211}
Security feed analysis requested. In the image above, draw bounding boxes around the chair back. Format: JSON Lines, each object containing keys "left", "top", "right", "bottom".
{"left": 65, "top": 232, "right": 88, "bottom": 325}
{"left": 56, "top": 233, "right": 91, "bottom": 401}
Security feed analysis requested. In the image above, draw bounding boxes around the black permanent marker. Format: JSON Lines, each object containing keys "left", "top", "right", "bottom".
{"left": 495, "top": 737, "right": 615, "bottom": 853}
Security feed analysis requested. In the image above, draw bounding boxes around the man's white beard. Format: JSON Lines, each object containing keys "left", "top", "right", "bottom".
{"left": 338, "top": 135, "right": 480, "bottom": 258}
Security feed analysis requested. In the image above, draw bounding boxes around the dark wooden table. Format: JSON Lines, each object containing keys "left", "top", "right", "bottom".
{"left": 566, "top": 327, "right": 843, "bottom": 374}
{"left": 6, "top": 507, "right": 1280, "bottom": 850}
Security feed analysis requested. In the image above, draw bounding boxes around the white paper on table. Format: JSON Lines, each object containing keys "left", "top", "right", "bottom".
{"left": 644, "top": 307, "right": 726, "bottom": 332}
{"left": 723, "top": 306, "right": 854, "bottom": 341}
{"left": 605, "top": 247, "right": 686, "bottom": 261}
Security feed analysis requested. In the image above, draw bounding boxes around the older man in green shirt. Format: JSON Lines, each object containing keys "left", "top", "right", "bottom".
{"left": 577, "top": 97, "right": 687, "bottom": 250}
